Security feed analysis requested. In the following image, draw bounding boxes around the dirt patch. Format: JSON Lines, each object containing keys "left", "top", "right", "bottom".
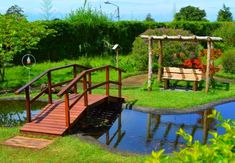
{"left": 122, "top": 74, "right": 147, "bottom": 88}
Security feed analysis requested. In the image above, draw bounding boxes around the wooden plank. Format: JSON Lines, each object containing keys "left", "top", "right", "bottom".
{"left": 157, "top": 40, "right": 163, "bottom": 82}
{"left": 25, "top": 87, "right": 31, "bottom": 123}
{"left": 162, "top": 73, "right": 203, "bottom": 81}
{"left": 205, "top": 41, "right": 212, "bottom": 93}
{"left": 148, "top": 37, "right": 153, "bottom": 91}
{"left": 163, "top": 67, "right": 202, "bottom": 74}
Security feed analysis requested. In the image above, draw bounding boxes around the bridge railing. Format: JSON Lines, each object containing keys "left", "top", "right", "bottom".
{"left": 15, "top": 64, "right": 90, "bottom": 123}
{"left": 57, "top": 65, "right": 123, "bottom": 127}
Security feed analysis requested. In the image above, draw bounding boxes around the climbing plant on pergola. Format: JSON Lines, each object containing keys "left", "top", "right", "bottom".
{"left": 140, "top": 35, "right": 223, "bottom": 93}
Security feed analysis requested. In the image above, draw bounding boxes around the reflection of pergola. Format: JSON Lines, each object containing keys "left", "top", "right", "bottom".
{"left": 140, "top": 35, "right": 223, "bottom": 93}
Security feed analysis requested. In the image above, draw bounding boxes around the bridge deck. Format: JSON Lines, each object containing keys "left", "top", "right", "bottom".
{"left": 20, "top": 94, "right": 107, "bottom": 136}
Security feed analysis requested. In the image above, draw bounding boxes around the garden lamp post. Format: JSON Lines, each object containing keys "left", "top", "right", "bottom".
{"left": 112, "top": 44, "right": 120, "bottom": 68}
{"left": 104, "top": 1, "right": 120, "bottom": 21}
{"left": 22, "top": 54, "right": 36, "bottom": 89}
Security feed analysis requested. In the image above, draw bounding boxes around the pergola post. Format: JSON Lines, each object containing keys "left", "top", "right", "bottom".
{"left": 157, "top": 40, "right": 163, "bottom": 82}
{"left": 147, "top": 37, "right": 153, "bottom": 91}
{"left": 205, "top": 40, "right": 211, "bottom": 93}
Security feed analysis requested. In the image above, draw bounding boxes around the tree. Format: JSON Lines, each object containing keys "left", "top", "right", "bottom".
{"left": 145, "top": 13, "right": 155, "bottom": 22}
{"left": 217, "top": 4, "right": 233, "bottom": 21}
{"left": 41, "top": 0, "right": 54, "bottom": 20}
{"left": 6, "top": 5, "right": 24, "bottom": 17}
{"left": 0, "top": 15, "right": 55, "bottom": 81}
{"left": 174, "top": 5, "right": 207, "bottom": 21}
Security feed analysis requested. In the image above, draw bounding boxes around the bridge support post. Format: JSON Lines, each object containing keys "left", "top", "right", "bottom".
{"left": 106, "top": 66, "right": 110, "bottom": 96}
{"left": 65, "top": 93, "right": 70, "bottom": 127}
{"left": 88, "top": 72, "right": 92, "bottom": 94}
{"left": 83, "top": 75, "right": 88, "bottom": 106}
{"left": 25, "top": 87, "right": 31, "bottom": 123}
{"left": 47, "top": 71, "right": 53, "bottom": 104}
{"left": 73, "top": 65, "right": 78, "bottom": 94}
{"left": 118, "top": 70, "right": 122, "bottom": 98}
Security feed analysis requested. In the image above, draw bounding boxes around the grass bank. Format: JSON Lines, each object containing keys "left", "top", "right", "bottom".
{"left": 0, "top": 127, "right": 145, "bottom": 162}
{"left": 1, "top": 83, "right": 235, "bottom": 109}
{"left": 0, "top": 56, "right": 139, "bottom": 90}
{"left": 1, "top": 57, "right": 235, "bottom": 109}
{"left": 92, "top": 84, "right": 235, "bottom": 109}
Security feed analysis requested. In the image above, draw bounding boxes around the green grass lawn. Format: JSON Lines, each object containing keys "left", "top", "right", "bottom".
{"left": 0, "top": 127, "right": 145, "bottom": 162}
{"left": 1, "top": 57, "right": 235, "bottom": 109}
{"left": 2, "top": 83, "right": 235, "bottom": 110}
{"left": 0, "top": 56, "right": 139, "bottom": 90}
{"left": 92, "top": 84, "right": 235, "bottom": 109}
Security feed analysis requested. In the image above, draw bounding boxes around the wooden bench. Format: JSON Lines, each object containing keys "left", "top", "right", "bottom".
{"left": 162, "top": 67, "right": 204, "bottom": 91}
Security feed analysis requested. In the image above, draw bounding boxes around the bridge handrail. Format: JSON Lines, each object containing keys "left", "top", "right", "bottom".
{"left": 56, "top": 65, "right": 123, "bottom": 127}
{"left": 57, "top": 65, "right": 124, "bottom": 97}
{"left": 15, "top": 64, "right": 89, "bottom": 94}
{"left": 14, "top": 64, "right": 90, "bottom": 123}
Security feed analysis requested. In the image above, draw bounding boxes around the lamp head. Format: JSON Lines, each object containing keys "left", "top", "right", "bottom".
{"left": 104, "top": 1, "right": 111, "bottom": 4}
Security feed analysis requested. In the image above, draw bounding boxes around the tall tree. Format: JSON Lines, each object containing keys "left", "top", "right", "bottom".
{"left": 41, "top": 0, "right": 54, "bottom": 20}
{"left": 145, "top": 13, "right": 155, "bottom": 22}
{"left": 0, "top": 15, "right": 54, "bottom": 81}
{"left": 217, "top": 4, "right": 233, "bottom": 21}
{"left": 174, "top": 5, "right": 207, "bottom": 21}
{"left": 6, "top": 5, "right": 24, "bottom": 17}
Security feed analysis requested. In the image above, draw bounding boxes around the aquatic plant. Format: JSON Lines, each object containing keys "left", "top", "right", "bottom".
{"left": 146, "top": 110, "right": 235, "bottom": 162}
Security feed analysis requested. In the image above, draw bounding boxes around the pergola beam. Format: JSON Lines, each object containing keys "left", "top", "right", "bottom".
{"left": 141, "top": 35, "right": 223, "bottom": 42}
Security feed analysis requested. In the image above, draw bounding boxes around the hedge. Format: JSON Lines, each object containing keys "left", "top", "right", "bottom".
{"left": 13, "top": 20, "right": 226, "bottom": 64}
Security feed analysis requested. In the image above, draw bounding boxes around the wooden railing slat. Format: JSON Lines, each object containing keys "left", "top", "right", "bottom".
{"left": 57, "top": 72, "right": 85, "bottom": 97}
{"left": 30, "top": 88, "right": 47, "bottom": 104}
{"left": 15, "top": 64, "right": 90, "bottom": 94}
{"left": 51, "top": 79, "right": 73, "bottom": 88}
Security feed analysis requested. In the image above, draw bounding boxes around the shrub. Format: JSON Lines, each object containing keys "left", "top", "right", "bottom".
{"left": 11, "top": 20, "right": 231, "bottom": 64}
{"left": 222, "top": 48, "right": 235, "bottom": 73}
{"left": 146, "top": 110, "right": 235, "bottom": 162}
{"left": 131, "top": 28, "right": 200, "bottom": 71}
{"left": 213, "top": 23, "right": 235, "bottom": 50}
{"left": 66, "top": 7, "right": 110, "bottom": 25}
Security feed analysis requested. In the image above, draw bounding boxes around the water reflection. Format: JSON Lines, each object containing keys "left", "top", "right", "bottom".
{"left": 73, "top": 102, "right": 235, "bottom": 154}
{"left": 73, "top": 102, "right": 126, "bottom": 147}
{"left": 0, "top": 100, "right": 45, "bottom": 127}
{"left": 145, "top": 109, "right": 217, "bottom": 152}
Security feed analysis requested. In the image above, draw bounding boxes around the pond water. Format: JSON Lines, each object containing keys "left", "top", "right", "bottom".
{"left": 0, "top": 100, "right": 234, "bottom": 154}
{"left": 0, "top": 100, "right": 45, "bottom": 127}
{"left": 74, "top": 102, "right": 235, "bottom": 154}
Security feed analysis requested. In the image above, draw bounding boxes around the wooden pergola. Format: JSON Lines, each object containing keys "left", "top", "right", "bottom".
{"left": 140, "top": 35, "right": 223, "bottom": 93}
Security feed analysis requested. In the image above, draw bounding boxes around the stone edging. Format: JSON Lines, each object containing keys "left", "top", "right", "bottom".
{"left": 124, "top": 97, "right": 235, "bottom": 114}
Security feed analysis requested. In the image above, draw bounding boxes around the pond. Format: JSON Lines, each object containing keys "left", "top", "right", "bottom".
{"left": 0, "top": 99, "right": 234, "bottom": 154}
{"left": 74, "top": 102, "right": 235, "bottom": 154}
{"left": 0, "top": 100, "right": 46, "bottom": 127}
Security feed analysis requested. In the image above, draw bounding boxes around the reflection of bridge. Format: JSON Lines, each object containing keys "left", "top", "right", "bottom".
{"left": 74, "top": 102, "right": 125, "bottom": 148}
{"left": 15, "top": 65, "right": 124, "bottom": 136}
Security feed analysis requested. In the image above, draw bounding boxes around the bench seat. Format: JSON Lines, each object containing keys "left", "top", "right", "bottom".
{"left": 163, "top": 67, "right": 204, "bottom": 91}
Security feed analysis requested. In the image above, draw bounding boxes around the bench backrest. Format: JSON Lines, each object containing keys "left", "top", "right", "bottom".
{"left": 163, "top": 67, "right": 204, "bottom": 81}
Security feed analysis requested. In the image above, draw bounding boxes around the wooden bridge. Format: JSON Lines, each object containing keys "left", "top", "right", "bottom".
{"left": 15, "top": 64, "right": 123, "bottom": 136}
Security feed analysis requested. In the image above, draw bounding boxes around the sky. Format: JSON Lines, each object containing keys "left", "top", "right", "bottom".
{"left": 0, "top": 0, "right": 234, "bottom": 22}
